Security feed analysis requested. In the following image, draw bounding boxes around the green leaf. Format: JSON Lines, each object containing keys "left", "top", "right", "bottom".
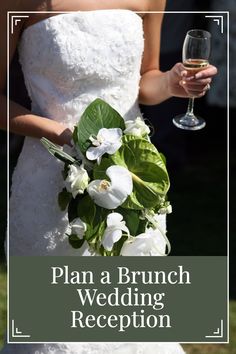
{"left": 76, "top": 195, "right": 108, "bottom": 245}
{"left": 68, "top": 235, "right": 85, "bottom": 249}
{"left": 58, "top": 188, "right": 72, "bottom": 211}
{"left": 136, "top": 219, "right": 148, "bottom": 235}
{"left": 68, "top": 194, "right": 84, "bottom": 222}
{"left": 94, "top": 135, "right": 170, "bottom": 210}
{"left": 88, "top": 219, "right": 106, "bottom": 244}
{"left": 116, "top": 137, "right": 170, "bottom": 209}
{"left": 89, "top": 207, "right": 108, "bottom": 243}
{"left": 76, "top": 195, "right": 96, "bottom": 241}
{"left": 93, "top": 158, "right": 114, "bottom": 179}
{"left": 160, "top": 153, "right": 167, "bottom": 165}
{"left": 75, "top": 99, "right": 125, "bottom": 154}
{"left": 109, "top": 235, "right": 127, "bottom": 256}
{"left": 77, "top": 195, "right": 96, "bottom": 225}
{"left": 83, "top": 224, "right": 93, "bottom": 242}
{"left": 72, "top": 126, "right": 78, "bottom": 145}
{"left": 41, "top": 137, "right": 76, "bottom": 164}
{"left": 116, "top": 207, "right": 140, "bottom": 236}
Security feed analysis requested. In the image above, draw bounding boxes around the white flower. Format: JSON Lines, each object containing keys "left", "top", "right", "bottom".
{"left": 158, "top": 204, "right": 172, "bottom": 215}
{"left": 86, "top": 128, "right": 123, "bottom": 163}
{"left": 87, "top": 165, "right": 133, "bottom": 209}
{"left": 102, "top": 213, "right": 130, "bottom": 251}
{"left": 70, "top": 218, "right": 87, "bottom": 239}
{"left": 120, "top": 228, "right": 166, "bottom": 256}
{"left": 124, "top": 117, "right": 150, "bottom": 137}
{"left": 65, "top": 164, "right": 89, "bottom": 198}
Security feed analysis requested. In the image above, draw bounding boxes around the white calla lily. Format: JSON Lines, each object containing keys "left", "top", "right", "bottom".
{"left": 87, "top": 165, "right": 133, "bottom": 209}
{"left": 65, "top": 164, "right": 89, "bottom": 198}
{"left": 70, "top": 218, "right": 87, "bottom": 239}
{"left": 124, "top": 117, "right": 150, "bottom": 137}
{"left": 102, "top": 213, "right": 130, "bottom": 251}
{"left": 120, "top": 227, "right": 167, "bottom": 256}
{"left": 86, "top": 128, "right": 123, "bottom": 163}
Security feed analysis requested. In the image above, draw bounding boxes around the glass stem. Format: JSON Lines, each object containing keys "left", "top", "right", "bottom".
{"left": 186, "top": 98, "right": 195, "bottom": 116}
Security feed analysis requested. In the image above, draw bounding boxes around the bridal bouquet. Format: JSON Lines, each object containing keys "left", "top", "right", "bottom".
{"left": 41, "top": 99, "right": 172, "bottom": 256}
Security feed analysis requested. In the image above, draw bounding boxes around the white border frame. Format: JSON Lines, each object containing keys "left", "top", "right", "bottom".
{"left": 6, "top": 10, "right": 230, "bottom": 344}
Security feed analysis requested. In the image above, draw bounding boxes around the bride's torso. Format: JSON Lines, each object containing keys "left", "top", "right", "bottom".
{"left": 9, "top": 10, "right": 145, "bottom": 256}
{"left": 18, "top": 10, "right": 144, "bottom": 128}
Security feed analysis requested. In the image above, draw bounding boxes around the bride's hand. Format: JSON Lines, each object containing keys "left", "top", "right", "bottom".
{"left": 55, "top": 126, "right": 73, "bottom": 146}
{"left": 167, "top": 62, "right": 217, "bottom": 98}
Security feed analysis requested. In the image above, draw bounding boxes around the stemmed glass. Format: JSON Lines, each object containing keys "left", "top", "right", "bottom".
{"left": 173, "top": 29, "right": 211, "bottom": 130}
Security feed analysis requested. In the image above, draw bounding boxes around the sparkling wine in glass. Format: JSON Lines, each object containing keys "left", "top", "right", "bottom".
{"left": 173, "top": 29, "right": 211, "bottom": 130}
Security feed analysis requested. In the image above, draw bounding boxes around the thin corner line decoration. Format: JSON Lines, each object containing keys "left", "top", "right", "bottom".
{"left": 205, "top": 15, "right": 224, "bottom": 34}
{"left": 11, "top": 319, "right": 31, "bottom": 338}
{"left": 205, "top": 319, "right": 224, "bottom": 338}
{"left": 10, "top": 15, "right": 29, "bottom": 35}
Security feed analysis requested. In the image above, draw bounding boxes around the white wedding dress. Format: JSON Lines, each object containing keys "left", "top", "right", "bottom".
{"left": 2, "top": 9, "right": 185, "bottom": 354}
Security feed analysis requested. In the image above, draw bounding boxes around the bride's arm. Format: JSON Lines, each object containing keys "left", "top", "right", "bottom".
{"left": 0, "top": 96, "right": 72, "bottom": 145}
{"left": 0, "top": 11, "right": 72, "bottom": 146}
{"left": 139, "top": 1, "right": 217, "bottom": 105}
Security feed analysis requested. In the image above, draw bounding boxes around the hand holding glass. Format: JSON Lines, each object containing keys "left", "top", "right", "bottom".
{"left": 173, "top": 29, "right": 211, "bottom": 130}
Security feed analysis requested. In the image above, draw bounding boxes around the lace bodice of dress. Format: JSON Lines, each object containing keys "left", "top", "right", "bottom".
{"left": 18, "top": 10, "right": 144, "bottom": 128}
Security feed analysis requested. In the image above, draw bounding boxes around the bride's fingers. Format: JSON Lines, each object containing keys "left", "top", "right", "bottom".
{"left": 185, "top": 77, "right": 212, "bottom": 85}
{"left": 194, "top": 65, "right": 218, "bottom": 79}
{"left": 173, "top": 62, "right": 187, "bottom": 77}
{"left": 173, "top": 63, "right": 217, "bottom": 81}
{"left": 180, "top": 81, "right": 210, "bottom": 96}
{"left": 181, "top": 82, "right": 210, "bottom": 92}
{"left": 180, "top": 76, "right": 212, "bottom": 89}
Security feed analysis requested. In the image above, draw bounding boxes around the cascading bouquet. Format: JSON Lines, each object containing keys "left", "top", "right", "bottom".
{"left": 41, "top": 99, "right": 172, "bottom": 256}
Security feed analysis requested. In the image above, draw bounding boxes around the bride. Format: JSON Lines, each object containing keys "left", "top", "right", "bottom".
{"left": 0, "top": 0, "right": 217, "bottom": 352}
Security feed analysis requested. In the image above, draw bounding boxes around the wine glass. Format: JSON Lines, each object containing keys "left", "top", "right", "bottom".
{"left": 173, "top": 29, "right": 211, "bottom": 130}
